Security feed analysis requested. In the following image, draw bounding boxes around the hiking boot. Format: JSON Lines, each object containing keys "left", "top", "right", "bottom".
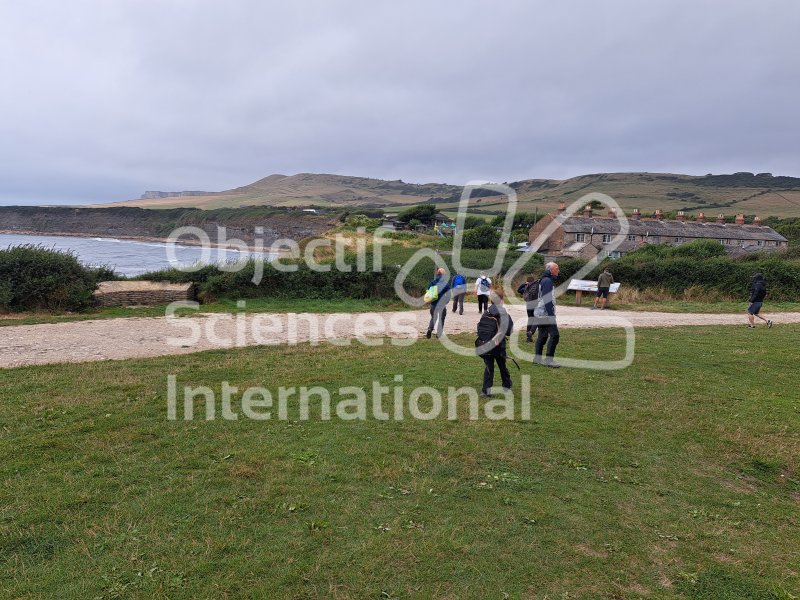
{"left": 480, "top": 390, "right": 491, "bottom": 398}
{"left": 591, "top": 305, "right": 597, "bottom": 310}
{"left": 426, "top": 329, "right": 432, "bottom": 339}
{"left": 768, "top": 320, "right": 773, "bottom": 328}
{"left": 544, "top": 359, "right": 561, "bottom": 369}
{"left": 526, "top": 333, "right": 533, "bottom": 343}
{"left": 747, "top": 325, "right": 755, "bottom": 329}
{"left": 533, "top": 356, "right": 544, "bottom": 365}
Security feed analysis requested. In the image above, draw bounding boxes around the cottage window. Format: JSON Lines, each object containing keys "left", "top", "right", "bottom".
{"left": 576, "top": 233, "right": 586, "bottom": 242}
{"left": 627, "top": 234, "right": 636, "bottom": 241}
{"left": 757, "top": 240, "right": 763, "bottom": 246}
{"left": 674, "top": 236, "right": 684, "bottom": 243}
{"left": 602, "top": 234, "right": 612, "bottom": 244}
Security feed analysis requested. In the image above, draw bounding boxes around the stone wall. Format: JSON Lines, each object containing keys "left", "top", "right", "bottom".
{"left": 94, "top": 281, "right": 195, "bottom": 307}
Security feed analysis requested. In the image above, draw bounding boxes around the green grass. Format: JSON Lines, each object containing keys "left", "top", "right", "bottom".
{"left": 1, "top": 325, "right": 799, "bottom": 598}
{"left": 607, "top": 300, "right": 800, "bottom": 314}
{"left": 0, "top": 297, "right": 409, "bottom": 327}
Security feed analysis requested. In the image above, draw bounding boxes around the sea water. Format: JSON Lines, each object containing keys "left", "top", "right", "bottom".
{"left": 0, "top": 233, "right": 276, "bottom": 277}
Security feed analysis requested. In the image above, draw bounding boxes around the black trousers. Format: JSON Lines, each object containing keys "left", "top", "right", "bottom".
{"left": 428, "top": 303, "right": 446, "bottom": 335}
{"left": 482, "top": 348, "right": 511, "bottom": 393}
{"left": 452, "top": 292, "right": 465, "bottom": 314}
{"left": 535, "top": 323, "right": 560, "bottom": 358}
{"left": 526, "top": 309, "right": 536, "bottom": 335}
{"left": 477, "top": 294, "right": 489, "bottom": 313}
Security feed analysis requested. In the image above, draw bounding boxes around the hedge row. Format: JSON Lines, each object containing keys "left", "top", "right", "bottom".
{"left": 580, "top": 241, "right": 800, "bottom": 301}
{"left": 139, "top": 248, "right": 546, "bottom": 301}
{"left": 0, "top": 245, "right": 112, "bottom": 312}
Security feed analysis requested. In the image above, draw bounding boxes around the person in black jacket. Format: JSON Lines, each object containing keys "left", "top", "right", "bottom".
{"left": 534, "top": 262, "right": 561, "bottom": 368}
{"left": 476, "top": 289, "right": 513, "bottom": 396}
{"left": 517, "top": 275, "right": 538, "bottom": 342}
{"left": 747, "top": 272, "right": 773, "bottom": 329}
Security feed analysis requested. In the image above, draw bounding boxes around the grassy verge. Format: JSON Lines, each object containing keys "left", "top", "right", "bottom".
{"left": 606, "top": 300, "right": 800, "bottom": 314}
{"left": 0, "top": 297, "right": 409, "bottom": 327}
{"left": 1, "top": 326, "right": 798, "bottom": 598}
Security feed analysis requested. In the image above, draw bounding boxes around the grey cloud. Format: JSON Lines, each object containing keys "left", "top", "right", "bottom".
{"left": 1, "top": 0, "right": 799, "bottom": 204}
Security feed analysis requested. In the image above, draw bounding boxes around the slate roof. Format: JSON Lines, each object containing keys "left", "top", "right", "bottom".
{"left": 559, "top": 217, "right": 787, "bottom": 242}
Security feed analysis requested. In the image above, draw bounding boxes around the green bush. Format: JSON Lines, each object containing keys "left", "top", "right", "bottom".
{"left": 343, "top": 214, "right": 382, "bottom": 232}
{"left": 140, "top": 246, "right": 545, "bottom": 302}
{"left": 462, "top": 225, "right": 501, "bottom": 249}
{"left": 587, "top": 249, "right": 800, "bottom": 301}
{"left": 0, "top": 245, "right": 102, "bottom": 312}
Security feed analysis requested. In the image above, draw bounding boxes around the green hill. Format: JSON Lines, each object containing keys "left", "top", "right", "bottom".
{"left": 102, "top": 171, "right": 800, "bottom": 218}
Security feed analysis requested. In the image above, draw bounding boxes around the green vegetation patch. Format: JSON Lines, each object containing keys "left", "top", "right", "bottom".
{"left": 1, "top": 325, "right": 798, "bottom": 597}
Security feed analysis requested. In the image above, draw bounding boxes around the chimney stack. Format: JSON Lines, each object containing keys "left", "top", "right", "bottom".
{"left": 735, "top": 214, "right": 745, "bottom": 225}
{"left": 607, "top": 208, "right": 616, "bottom": 218}
{"left": 697, "top": 212, "right": 706, "bottom": 223}
{"left": 557, "top": 202, "right": 566, "bottom": 214}
{"left": 655, "top": 209, "right": 664, "bottom": 220}
{"left": 754, "top": 216, "right": 762, "bottom": 226}
{"left": 676, "top": 211, "right": 686, "bottom": 222}
{"left": 632, "top": 208, "right": 641, "bottom": 220}
{"left": 583, "top": 205, "right": 593, "bottom": 218}
{"left": 716, "top": 214, "right": 725, "bottom": 224}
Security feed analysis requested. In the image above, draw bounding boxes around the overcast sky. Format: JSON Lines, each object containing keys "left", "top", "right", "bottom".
{"left": 1, "top": 1, "right": 799, "bottom": 205}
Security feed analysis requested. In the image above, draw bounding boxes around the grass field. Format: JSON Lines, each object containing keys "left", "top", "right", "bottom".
{"left": 1, "top": 325, "right": 798, "bottom": 598}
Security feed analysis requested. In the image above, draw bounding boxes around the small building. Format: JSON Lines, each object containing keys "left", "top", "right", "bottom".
{"left": 528, "top": 205, "right": 788, "bottom": 260}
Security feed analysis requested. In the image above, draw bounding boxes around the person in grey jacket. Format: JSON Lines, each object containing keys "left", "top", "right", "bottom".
{"left": 593, "top": 268, "right": 614, "bottom": 310}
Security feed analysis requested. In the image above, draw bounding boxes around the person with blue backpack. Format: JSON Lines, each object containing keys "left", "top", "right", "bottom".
{"left": 451, "top": 272, "right": 467, "bottom": 315}
{"left": 425, "top": 267, "right": 451, "bottom": 339}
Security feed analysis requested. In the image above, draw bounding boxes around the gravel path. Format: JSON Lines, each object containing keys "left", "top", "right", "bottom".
{"left": 2, "top": 305, "right": 797, "bottom": 369}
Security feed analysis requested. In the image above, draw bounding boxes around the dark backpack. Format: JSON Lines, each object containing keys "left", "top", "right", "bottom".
{"left": 476, "top": 312, "right": 499, "bottom": 341}
{"left": 475, "top": 312, "right": 500, "bottom": 356}
{"left": 523, "top": 279, "right": 540, "bottom": 303}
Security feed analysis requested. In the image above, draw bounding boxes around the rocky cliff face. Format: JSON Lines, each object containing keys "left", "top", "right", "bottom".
{"left": 0, "top": 206, "right": 333, "bottom": 247}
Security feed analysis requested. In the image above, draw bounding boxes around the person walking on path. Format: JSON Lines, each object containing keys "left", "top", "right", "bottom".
{"left": 593, "top": 268, "right": 614, "bottom": 310}
{"left": 475, "top": 274, "right": 492, "bottom": 313}
{"left": 517, "top": 275, "right": 539, "bottom": 342}
{"left": 475, "top": 289, "right": 514, "bottom": 396}
{"left": 747, "top": 272, "right": 773, "bottom": 329}
{"left": 534, "top": 262, "right": 561, "bottom": 368}
{"left": 451, "top": 272, "right": 467, "bottom": 315}
{"left": 426, "top": 267, "right": 451, "bottom": 339}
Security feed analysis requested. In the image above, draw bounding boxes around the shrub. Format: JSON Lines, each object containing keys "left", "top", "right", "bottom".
{"left": 0, "top": 245, "right": 101, "bottom": 312}
{"left": 462, "top": 216, "right": 485, "bottom": 230}
{"left": 462, "top": 225, "right": 501, "bottom": 249}
{"left": 344, "top": 214, "right": 382, "bottom": 232}
{"left": 397, "top": 205, "right": 436, "bottom": 223}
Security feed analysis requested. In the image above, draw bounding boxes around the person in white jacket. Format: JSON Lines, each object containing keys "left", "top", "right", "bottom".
{"left": 475, "top": 274, "right": 492, "bottom": 313}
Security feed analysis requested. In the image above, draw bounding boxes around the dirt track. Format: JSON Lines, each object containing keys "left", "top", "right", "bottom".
{"left": 1, "top": 305, "right": 797, "bottom": 369}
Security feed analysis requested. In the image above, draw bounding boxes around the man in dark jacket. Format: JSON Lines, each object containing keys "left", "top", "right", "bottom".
{"left": 476, "top": 289, "right": 513, "bottom": 396}
{"left": 427, "top": 267, "right": 451, "bottom": 339}
{"left": 747, "top": 272, "right": 773, "bottom": 329}
{"left": 517, "top": 275, "right": 538, "bottom": 342}
{"left": 534, "top": 262, "right": 561, "bottom": 368}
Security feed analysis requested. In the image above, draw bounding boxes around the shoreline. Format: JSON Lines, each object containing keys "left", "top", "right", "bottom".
{"left": 0, "top": 229, "right": 286, "bottom": 253}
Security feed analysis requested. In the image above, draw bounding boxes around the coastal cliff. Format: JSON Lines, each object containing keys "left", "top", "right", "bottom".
{"left": 0, "top": 206, "right": 334, "bottom": 248}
